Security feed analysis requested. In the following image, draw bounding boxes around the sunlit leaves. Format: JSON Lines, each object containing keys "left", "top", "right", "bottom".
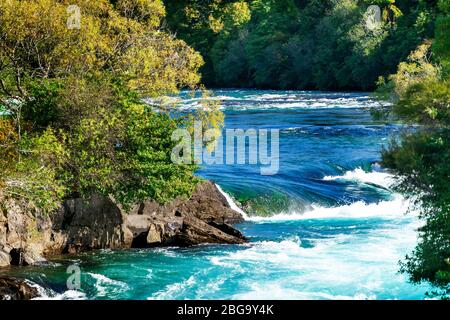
{"left": 0, "top": 0, "right": 206, "bottom": 211}
{"left": 376, "top": 7, "right": 450, "bottom": 297}
{"left": 433, "top": 14, "right": 450, "bottom": 75}
{"left": 2, "top": 128, "right": 70, "bottom": 213}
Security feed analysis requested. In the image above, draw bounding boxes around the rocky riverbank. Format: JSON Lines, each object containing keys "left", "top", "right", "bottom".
{"left": 0, "top": 181, "right": 247, "bottom": 268}
{"left": 0, "top": 277, "right": 40, "bottom": 300}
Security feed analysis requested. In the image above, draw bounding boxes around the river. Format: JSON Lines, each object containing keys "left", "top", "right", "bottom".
{"left": 0, "top": 90, "right": 430, "bottom": 300}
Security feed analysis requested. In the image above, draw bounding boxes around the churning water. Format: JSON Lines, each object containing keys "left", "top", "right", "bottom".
{"left": 1, "top": 90, "right": 430, "bottom": 300}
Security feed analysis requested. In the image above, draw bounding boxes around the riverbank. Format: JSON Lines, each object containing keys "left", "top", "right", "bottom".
{"left": 0, "top": 181, "right": 246, "bottom": 269}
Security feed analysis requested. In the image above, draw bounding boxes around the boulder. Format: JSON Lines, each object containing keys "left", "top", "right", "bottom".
{"left": 175, "top": 216, "right": 246, "bottom": 246}
{"left": 177, "top": 180, "right": 244, "bottom": 224}
{"left": 123, "top": 214, "right": 246, "bottom": 248}
{"left": 58, "top": 194, "right": 125, "bottom": 253}
{"left": 123, "top": 182, "right": 247, "bottom": 247}
{"left": 0, "top": 277, "right": 39, "bottom": 300}
{"left": 137, "top": 181, "right": 244, "bottom": 224}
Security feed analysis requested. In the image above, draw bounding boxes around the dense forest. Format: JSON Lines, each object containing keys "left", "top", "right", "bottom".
{"left": 165, "top": 0, "right": 439, "bottom": 91}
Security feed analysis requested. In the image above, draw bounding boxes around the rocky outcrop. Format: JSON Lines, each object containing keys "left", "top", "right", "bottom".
{"left": 177, "top": 216, "right": 246, "bottom": 246}
{"left": 53, "top": 194, "right": 125, "bottom": 254}
{"left": 132, "top": 181, "right": 244, "bottom": 225}
{"left": 0, "top": 193, "right": 125, "bottom": 265}
{"left": 0, "top": 277, "right": 39, "bottom": 300}
{"left": 0, "top": 181, "right": 246, "bottom": 267}
{"left": 123, "top": 181, "right": 246, "bottom": 247}
{"left": 125, "top": 213, "right": 246, "bottom": 248}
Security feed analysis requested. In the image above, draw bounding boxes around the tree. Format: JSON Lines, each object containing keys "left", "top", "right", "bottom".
{"left": 433, "top": 5, "right": 450, "bottom": 74}
{"left": 0, "top": 0, "right": 212, "bottom": 212}
{"left": 369, "top": 0, "right": 403, "bottom": 25}
{"left": 165, "top": 0, "right": 435, "bottom": 90}
{"left": 375, "top": 7, "right": 450, "bottom": 296}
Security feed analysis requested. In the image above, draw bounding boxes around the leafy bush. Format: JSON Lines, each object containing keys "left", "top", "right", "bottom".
{"left": 383, "top": 130, "right": 450, "bottom": 297}
{"left": 376, "top": 7, "right": 450, "bottom": 297}
{"left": 0, "top": 0, "right": 215, "bottom": 213}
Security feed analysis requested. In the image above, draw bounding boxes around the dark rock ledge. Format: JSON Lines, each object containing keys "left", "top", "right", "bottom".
{"left": 0, "top": 180, "right": 247, "bottom": 268}
{"left": 0, "top": 277, "right": 39, "bottom": 300}
{"left": 0, "top": 181, "right": 247, "bottom": 299}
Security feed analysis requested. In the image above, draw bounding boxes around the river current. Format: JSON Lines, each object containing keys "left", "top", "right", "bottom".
{"left": 0, "top": 90, "right": 430, "bottom": 300}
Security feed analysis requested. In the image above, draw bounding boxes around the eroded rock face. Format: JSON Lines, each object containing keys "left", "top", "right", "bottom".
{"left": 0, "top": 198, "right": 49, "bottom": 267}
{"left": 122, "top": 181, "right": 246, "bottom": 247}
{"left": 0, "top": 277, "right": 39, "bottom": 300}
{"left": 0, "top": 193, "right": 125, "bottom": 265}
{"left": 57, "top": 194, "right": 124, "bottom": 254}
{"left": 135, "top": 181, "right": 244, "bottom": 224}
{"left": 0, "top": 181, "right": 247, "bottom": 267}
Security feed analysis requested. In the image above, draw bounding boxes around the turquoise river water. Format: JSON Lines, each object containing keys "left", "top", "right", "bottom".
{"left": 0, "top": 90, "right": 431, "bottom": 300}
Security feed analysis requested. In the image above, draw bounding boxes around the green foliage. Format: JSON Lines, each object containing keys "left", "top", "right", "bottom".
{"left": 66, "top": 102, "right": 200, "bottom": 206}
{"left": 383, "top": 130, "right": 450, "bottom": 297}
{"left": 0, "top": 0, "right": 203, "bottom": 123}
{"left": 116, "top": 106, "right": 200, "bottom": 205}
{"left": 433, "top": 14, "right": 450, "bottom": 75}
{"left": 375, "top": 42, "right": 449, "bottom": 125}
{"left": 393, "top": 79, "right": 450, "bottom": 125}
{"left": 438, "top": 0, "right": 450, "bottom": 13}
{"left": 3, "top": 128, "right": 69, "bottom": 213}
{"left": 0, "top": 118, "right": 19, "bottom": 184}
{"left": 0, "top": 0, "right": 213, "bottom": 213}
{"left": 22, "top": 80, "right": 63, "bottom": 130}
{"left": 165, "top": 0, "right": 437, "bottom": 90}
{"left": 376, "top": 6, "right": 450, "bottom": 297}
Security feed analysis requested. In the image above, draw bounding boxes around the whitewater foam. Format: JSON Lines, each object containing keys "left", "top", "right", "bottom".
{"left": 88, "top": 272, "right": 129, "bottom": 297}
{"left": 215, "top": 184, "right": 249, "bottom": 219}
{"left": 153, "top": 90, "right": 386, "bottom": 111}
{"left": 28, "top": 280, "right": 87, "bottom": 300}
{"left": 231, "top": 284, "right": 378, "bottom": 300}
{"left": 209, "top": 214, "right": 425, "bottom": 300}
{"left": 150, "top": 275, "right": 197, "bottom": 300}
{"left": 246, "top": 196, "right": 415, "bottom": 222}
{"left": 323, "top": 168, "right": 395, "bottom": 188}
{"left": 33, "top": 290, "right": 87, "bottom": 300}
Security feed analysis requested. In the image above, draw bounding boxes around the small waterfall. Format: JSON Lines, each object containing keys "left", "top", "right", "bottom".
{"left": 215, "top": 184, "right": 249, "bottom": 220}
